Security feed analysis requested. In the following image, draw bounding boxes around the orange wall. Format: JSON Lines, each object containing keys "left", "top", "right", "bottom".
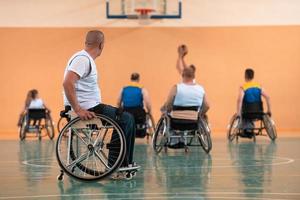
{"left": 0, "top": 27, "right": 300, "bottom": 136}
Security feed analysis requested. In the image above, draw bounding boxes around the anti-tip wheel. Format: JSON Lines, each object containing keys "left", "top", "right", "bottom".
{"left": 57, "top": 173, "right": 64, "bottom": 181}
{"left": 125, "top": 172, "right": 133, "bottom": 180}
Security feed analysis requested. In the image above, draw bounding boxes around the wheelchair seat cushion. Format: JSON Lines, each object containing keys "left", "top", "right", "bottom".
{"left": 170, "top": 110, "right": 198, "bottom": 121}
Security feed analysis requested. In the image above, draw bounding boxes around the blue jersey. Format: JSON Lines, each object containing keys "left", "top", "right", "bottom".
{"left": 242, "top": 82, "right": 262, "bottom": 103}
{"left": 121, "top": 83, "right": 143, "bottom": 108}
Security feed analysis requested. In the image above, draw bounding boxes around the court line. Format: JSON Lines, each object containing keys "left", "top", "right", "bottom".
{"left": 89, "top": 197, "right": 292, "bottom": 200}
{"left": 21, "top": 155, "right": 294, "bottom": 170}
{"left": 1, "top": 192, "right": 300, "bottom": 199}
{"left": 145, "top": 156, "right": 294, "bottom": 169}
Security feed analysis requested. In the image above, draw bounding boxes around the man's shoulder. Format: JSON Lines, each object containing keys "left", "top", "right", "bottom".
{"left": 242, "top": 82, "right": 261, "bottom": 90}
{"left": 71, "top": 51, "right": 90, "bottom": 62}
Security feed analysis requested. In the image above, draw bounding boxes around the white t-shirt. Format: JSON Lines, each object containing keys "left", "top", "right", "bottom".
{"left": 63, "top": 50, "right": 101, "bottom": 110}
{"left": 28, "top": 98, "right": 44, "bottom": 109}
{"left": 173, "top": 83, "right": 205, "bottom": 107}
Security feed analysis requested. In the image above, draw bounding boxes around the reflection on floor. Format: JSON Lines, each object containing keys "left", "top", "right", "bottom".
{"left": 0, "top": 137, "right": 299, "bottom": 199}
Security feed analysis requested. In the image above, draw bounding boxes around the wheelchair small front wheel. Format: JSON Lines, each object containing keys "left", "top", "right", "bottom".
{"left": 56, "top": 114, "right": 126, "bottom": 181}
{"left": 263, "top": 114, "right": 277, "bottom": 141}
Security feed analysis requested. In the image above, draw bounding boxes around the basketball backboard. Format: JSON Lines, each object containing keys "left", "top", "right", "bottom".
{"left": 106, "top": 0, "right": 182, "bottom": 19}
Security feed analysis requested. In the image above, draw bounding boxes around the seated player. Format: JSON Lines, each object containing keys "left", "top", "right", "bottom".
{"left": 117, "top": 73, "right": 152, "bottom": 138}
{"left": 161, "top": 66, "right": 209, "bottom": 147}
{"left": 237, "top": 68, "right": 272, "bottom": 138}
{"left": 18, "top": 89, "right": 50, "bottom": 126}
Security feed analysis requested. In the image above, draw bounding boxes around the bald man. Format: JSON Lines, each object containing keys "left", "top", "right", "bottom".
{"left": 63, "top": 30, "right": 137, "bottom": 168}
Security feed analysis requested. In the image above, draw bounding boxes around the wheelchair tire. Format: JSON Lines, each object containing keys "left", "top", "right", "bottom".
{"left": 152, "top": 117, "right": 167, "bottom": 154}
{"left": 227, "top": 114, "right": 240, "bottom": 142}
{"left": 198, "top": 119, "right": 212, "bottom": 153}
{"left": 146, "top": 113, "right": 156, "bottom": 138}
{"left": 19, "top": 116, "right": 27, "bottom": 140}
{"left": 46, "top": 114, "right": 55, "bottom": 140}
{"left": 56, "top": 114, "right": 126, "bottom": 181}
{"left": 263, "top": 114, "right": 277, "bottom": 141}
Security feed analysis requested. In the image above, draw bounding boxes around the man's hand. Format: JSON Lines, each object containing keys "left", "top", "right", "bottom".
{"left": 178, "top": 44, "right": 188, "bottom": 57}
{"left": 267, "top": 111, "right": 272, "bottom": 117}
{"left": 75, "top": 108, "right": 96, "bottom": 120}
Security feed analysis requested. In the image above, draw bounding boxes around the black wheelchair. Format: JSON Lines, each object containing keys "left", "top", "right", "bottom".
{"left": 123, "top": 107, "right": 155, "bottom": 140}
{"left": 56, "top": 110, "right": 130, "bottom": 181}
{"left": 227, "top": 102, "right": 277, "bottom": 142}
{"left": 19, "top": 109, "right": 55, "bottom": 140}
{"left": 152, "top": 106, "right": 212, "bottom": 154}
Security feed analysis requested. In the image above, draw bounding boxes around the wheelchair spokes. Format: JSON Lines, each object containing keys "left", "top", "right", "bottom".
{"left": 227, "top": 113, "right": 277, "bottom": 142}
{"left": 227, "top": 115, "right": 240, "bottom": 141}
{"left": 146, "top": 113, "right": 156, "bottom": 139}
{"left": 263, "top": 115, "right": 277, "bottom": 141}
{"left": 153, "top": 114, "right": 212, "bottom": 154}
{"left": 198, "top": 120, "right": 212, "bottom": 153}
{"left": 152, "top": 117, "right": 167, "bottom": 154}
{"left": 45, "top": 114, "right": 55, "bottom": 139}
{"left": 56, "top": 115, "right": 126, "bottom": 181}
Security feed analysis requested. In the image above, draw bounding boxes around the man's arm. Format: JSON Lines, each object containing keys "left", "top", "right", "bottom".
{"left": 261, "top": 88, "right": 271, "bottom": 115}
{"left": 161, "top": 85, "right": 177, "bottom": 112}
{"left": 142, "top": 88, "right": 152, "bottom": 114}
{"left": 63, "top": 71, "right": 95, "bottom": 120}
{"left": 201, "top": 95, "right": 210, "bottom": 114}
{"left": 176, "top": 56, "right": 188, "bottom": 75}
{"left": 116, "top": 89, "right": 123, "bottom": 108}
{"left": 176, "top": 45, "right": 188, "bottom": 75}
{"left": 237, "top": 87, "right": 244, "bottom": 116}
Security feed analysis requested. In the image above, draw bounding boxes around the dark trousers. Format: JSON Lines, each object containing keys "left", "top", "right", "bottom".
{"left": 89, "top": 104, "right": 136, "bottom": 166}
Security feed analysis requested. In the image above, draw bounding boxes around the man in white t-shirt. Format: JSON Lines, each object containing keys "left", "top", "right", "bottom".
{"left": 161, "top": 66, "right": 209, "bottom": 148}
{"left": 162, "top": 66, "right": 209, "bottom": 113}
{"left": 63, "top": 30, "right": 137, "bottom": 168}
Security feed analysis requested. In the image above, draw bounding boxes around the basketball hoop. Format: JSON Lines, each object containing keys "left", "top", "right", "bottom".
{"left": 134, "top": 8, "right": 155, "bottom": 20}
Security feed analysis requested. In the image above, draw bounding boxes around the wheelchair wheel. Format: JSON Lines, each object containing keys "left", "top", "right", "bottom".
{"left": 57, "top": 116, "right": 69, "bottom": 133}
{"left": 46, "top": 113, "right": 55, "bottom": 140}
{"left": 197, "top": 119, "right": 212, "bottom": 153}
{"left": 19, "top": 116, "right": 27, "bottom": 140}
{"left": 146, "top": 113, "right": 156, "bottom": 138}
{"left": 152, "top": 117, "right": 167, "bottom": 154}
{"left": 56, "top": 114, "right": 126, "bottom": 181}
{"left": 227, "top": 114, "right": 240, "bottom": 142}
{"left": 263, "top": 114, "right": 277, "bottom": 141}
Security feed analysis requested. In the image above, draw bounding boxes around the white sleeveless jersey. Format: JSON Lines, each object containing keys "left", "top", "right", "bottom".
{"left": 28, "top": 98, "right": 44, "bottom": 109}
{"left": 63, "top": 50, "right": 101, "bottom": 110}
{"left": 173, "top": 83, "right": 205, "bottom": 107}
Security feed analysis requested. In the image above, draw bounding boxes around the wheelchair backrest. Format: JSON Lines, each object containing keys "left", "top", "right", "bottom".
{"left": 242, "top": 101, "right": 264, "bottom": 119}
{"left": 27, "top": 109, "right": 46, "bottom": 120}
{"left": 170, "top": 106, "right": 200, "bottom": 121}
{"left": 123, "top": 106, "right": 146, "bottom": 124}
